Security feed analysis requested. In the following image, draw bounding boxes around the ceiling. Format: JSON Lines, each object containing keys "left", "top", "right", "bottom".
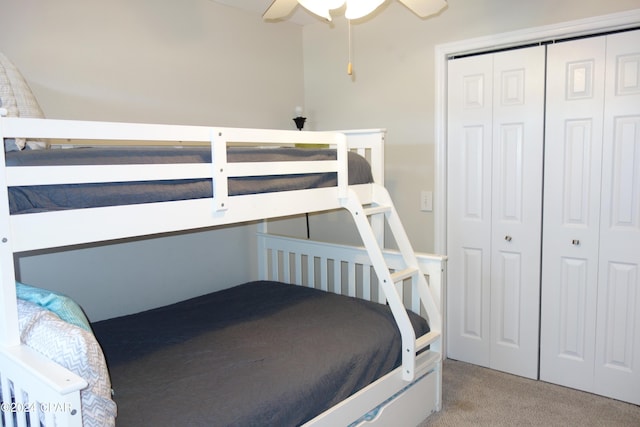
{"left": 211, "top": 0, "right": 322, "bottom": 25}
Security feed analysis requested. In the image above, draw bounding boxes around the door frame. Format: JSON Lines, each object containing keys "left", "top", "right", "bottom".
{"left": 433, "top": 8, "right": 640, "bottom": 255}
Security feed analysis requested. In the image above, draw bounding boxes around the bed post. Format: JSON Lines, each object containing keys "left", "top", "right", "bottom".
{"left": 342, "top": 129, "right": 386, "bottom": 246}
{"left": 0, "top": 112, "right": 20, "bottom": 347}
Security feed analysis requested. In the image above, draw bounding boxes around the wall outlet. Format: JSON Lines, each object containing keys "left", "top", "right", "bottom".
{"left": 420, "top": 190, "right": 433, "bottom": 212}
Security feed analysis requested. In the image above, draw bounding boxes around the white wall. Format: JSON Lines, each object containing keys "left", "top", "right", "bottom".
{"left": 301, "top": 0, "right": 640, "bottom": 252}
{"left": 0, "top": 0, "right": 304, "bottom": 321}
{"left": 17, "top": 227, "right": 256, "bottom": 322}
{"left": 1, "top": 0, "right": 304, "bottom": 128}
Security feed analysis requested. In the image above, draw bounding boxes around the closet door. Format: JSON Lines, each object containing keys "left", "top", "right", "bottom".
{"left": 541, "top": 29, "right": 640, "bottom": 405}
{"left": 489, "top": 47, "right": 545, "bottom": 379}
{"left": 594, "top": 29, "right": 640, "bottom": 404}
{"left": 447, "top": 52, "right": 493, "bottom": 368}
{"left": 447, "top": 46, "right": 545, "bottom": 379}
{"left": 540, "top": 36, "right": 607, "bottom": 392}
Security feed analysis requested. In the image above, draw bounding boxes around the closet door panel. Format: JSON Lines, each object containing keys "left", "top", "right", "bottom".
{"left": 447, "top": 46, "right": 544, "bottom": 378}
{"left": 558, "top": 258, "right": 590, "bottom": 357}
{"left": 447, "top": 54, "right": 493, "bottom": 366}
{"left": 489, "top": 47, "right": 545, "bottom": 379}
{"left": 595, "top": 29, "right": 640, "bottom": 405}
{"left": 595, "top": 261, "right": 639, "bottom": 404}
{"left": 540, "top": 36, "right": 606, "bottom": 391}
{"left": 493, "top": 251, "right": 522, "bottom": 344}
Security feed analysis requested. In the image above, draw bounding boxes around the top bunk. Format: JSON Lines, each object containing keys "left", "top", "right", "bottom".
{"left": 0, "top": 115, "right": 385, "bottom": 253}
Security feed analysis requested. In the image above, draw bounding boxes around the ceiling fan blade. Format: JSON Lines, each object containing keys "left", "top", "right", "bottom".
{"left": 397, "top": 0, "right": 447, "bottom": 18}
{"left": 263, "top": 0, "right": 299, "bottom": 20}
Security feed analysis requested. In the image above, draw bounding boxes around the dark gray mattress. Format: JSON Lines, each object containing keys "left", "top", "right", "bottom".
{"left": 92, "top": 281, "right": 428, "bottom": 427}
{"left": 5, "top": 146, "right": 374, "bottom": 214}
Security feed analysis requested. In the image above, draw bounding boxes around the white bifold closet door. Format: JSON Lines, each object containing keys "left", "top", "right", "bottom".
{"left": 447, "top": 46, "right": 545, "bottom": 379}
{"left": 541, "top": 29, "right": 640, "bottom": 405}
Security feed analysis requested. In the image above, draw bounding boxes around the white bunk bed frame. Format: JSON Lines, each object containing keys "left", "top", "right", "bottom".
{"left": 0, "top": 115, "right": 445, "bottom": 427}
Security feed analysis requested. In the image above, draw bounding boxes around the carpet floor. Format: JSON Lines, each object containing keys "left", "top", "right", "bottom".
{"left": 419, "top": 359, "right": 640, "bottom": 426}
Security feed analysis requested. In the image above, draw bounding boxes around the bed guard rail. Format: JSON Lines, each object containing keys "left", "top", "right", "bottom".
{"left": 0, "top": 117, "right": 351, "bottom": 213}
{"left": 210, "top": 127, "right": 349, "bottom": 211}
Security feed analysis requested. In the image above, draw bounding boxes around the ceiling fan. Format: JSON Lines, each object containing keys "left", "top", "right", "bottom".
{"left": 263, "top": 0, "right": 447, "bottom": 76}
{"left": 263, "top": 0, "right": 447, "bottom": 21}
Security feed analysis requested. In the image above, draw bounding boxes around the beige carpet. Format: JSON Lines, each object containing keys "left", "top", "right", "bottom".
{"left": 419, "top": 359, "right": 640, "bottom": 426}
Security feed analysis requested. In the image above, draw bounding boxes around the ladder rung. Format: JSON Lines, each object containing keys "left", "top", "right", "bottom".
{"left": 390, "top": 267, "right": 419, "bottom": 283}
{"left": 363, "top": 205, "right": 391, "bottom": 216}
{"left": 416, "top": 331, "right": 441, "bottom": 351}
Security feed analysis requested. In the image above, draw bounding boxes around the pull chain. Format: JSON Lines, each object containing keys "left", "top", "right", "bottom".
{"left": 347, "top": 19, "right": 353, "bottom": 75}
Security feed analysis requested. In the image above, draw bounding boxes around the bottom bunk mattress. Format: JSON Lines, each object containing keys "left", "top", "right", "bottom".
{"left": 91, "top": 280, "right": 428, "bottom": 426}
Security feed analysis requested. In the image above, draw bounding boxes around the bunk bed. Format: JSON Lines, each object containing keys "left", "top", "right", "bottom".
{"left": 0, "top": 114, "right": 445, "bottom": 426}
{"left": 0, "top": 56, "right": 444, "bottom": 426}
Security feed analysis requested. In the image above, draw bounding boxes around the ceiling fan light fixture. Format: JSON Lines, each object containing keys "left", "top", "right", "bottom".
{"left": 297, "top": 0, "right": 344, "bottom": 21}
{"left": 397, "top": 0, "right": 447, "bottom": 17}
{"left": 263, "top": 0, "right": 448, "bottom": 22}
{"left": 344, "top": 0, "right": 386, "bottom": 20}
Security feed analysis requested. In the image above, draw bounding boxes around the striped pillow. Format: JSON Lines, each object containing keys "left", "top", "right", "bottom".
{"left": 0, "top": 52, "right": 48, "bottom": 151}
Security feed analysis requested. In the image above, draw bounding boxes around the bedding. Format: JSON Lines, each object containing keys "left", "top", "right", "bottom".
{"left": 16, "top": 281, "right": 92, "bottom": 332}
{"left": 92, "top": 280, "right": 429, "bottom": 427}
{"left": 5, "top": 146, "right": 374, "bottom": 214}
{"left": 0, "top": 52, "right": 48, "bottom": 151}
{"left": 17, "top": 299, "right": 117, "bottom": 427}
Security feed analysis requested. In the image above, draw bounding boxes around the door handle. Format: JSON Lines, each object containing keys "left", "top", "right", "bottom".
{"left": 572, "top": 239, "right": 580, "bottom": 246}
{"left": 505, "top": 235, "right": 512, "bottom": 242}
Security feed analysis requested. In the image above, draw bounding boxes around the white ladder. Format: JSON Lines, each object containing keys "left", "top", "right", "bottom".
{"left": 342, "top": 185, "right": 442, "bottom": 381}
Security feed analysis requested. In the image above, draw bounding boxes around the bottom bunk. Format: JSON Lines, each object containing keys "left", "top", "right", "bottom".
{"left": 92, "top": 280, "right": 427, "bottom": 426}
{"left": 2, "top": 234, "right": 444, "bottom": 427}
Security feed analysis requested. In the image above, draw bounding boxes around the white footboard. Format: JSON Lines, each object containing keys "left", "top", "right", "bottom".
{"left": 257, "top": 232, "right": 446, "bottom": 425}
{"left": 257, "top": 232, "right": 445, "bottom": 329}
{"left": 0, "top": 345, "right": 85, "bottom": 427}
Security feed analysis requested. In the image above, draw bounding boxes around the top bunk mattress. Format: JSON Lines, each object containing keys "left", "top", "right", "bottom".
{"left": 5, "top": 146, "right": 374, "bottom": 214}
